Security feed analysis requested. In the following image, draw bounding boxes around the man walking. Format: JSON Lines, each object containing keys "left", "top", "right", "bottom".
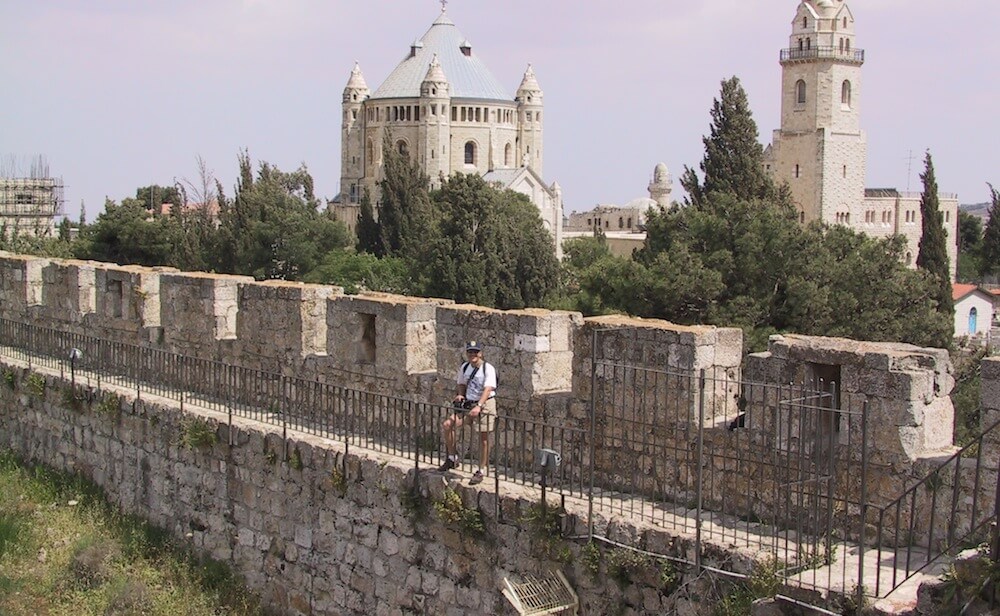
{"left": 439, "top": 340, "right": 497, "bottom": 485}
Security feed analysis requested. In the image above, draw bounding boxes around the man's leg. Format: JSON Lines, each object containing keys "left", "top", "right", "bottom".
{"left": 479, "top": 430, "right": 489, "bottom": 474}
{"left": 440, "top": 414, "right": 464, "bottom": 471}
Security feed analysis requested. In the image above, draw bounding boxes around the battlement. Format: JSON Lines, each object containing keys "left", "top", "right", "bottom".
{"left": 0, "top": 252, "right": 967, "bottom": 466}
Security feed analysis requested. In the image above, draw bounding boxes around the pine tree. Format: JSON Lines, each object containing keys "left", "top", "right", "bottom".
{"left": 680, "top": 76, "right": 780, "bottom": 208}
{"left": 980, "top": 184, "right": 1000, "bottom": 279}
{"left": 915, "top": 151, "right": 954, "bottom": 331}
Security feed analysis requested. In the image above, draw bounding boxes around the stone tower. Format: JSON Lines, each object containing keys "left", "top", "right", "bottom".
{"left": 419, "top": 54, "right": 451, "bottom": 187}
{"left": 766, "top": 0, "right": 866, "bottom": 225}
{"left": 516, "top": 65, "right": 544, "bottom": 176}
{"left": 341, "top": 63, "right": 369, "bottom": 205}
{"left": 648, "top": 163, "right": 672, "bottom": 208}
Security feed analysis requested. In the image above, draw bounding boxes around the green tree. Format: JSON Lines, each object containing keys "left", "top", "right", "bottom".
{"left": 135, "top": 185, "right": 182, "bottom": 211}
{"left": 679, "top": 76, "right": 783, "bottom": 208}
{"left": 76, "top": 198, "right": 180, "bottom": 266}
{"left": 303, "top": 251, "right": 415, "bottom": 295}
{"left": 422, "top": 174, "right": 559, "bottom": 309}
{"left": 355, "top": 188, "right": 384, "bottom": 256}
{"left": 979, "top": 185, "right": 1000, "bottom": 279}
{"left": 957, "top": 210, "right": 983, "bottom": 282}
{"left": 915, "top": 151, "right": 954, "bottom": 328}
{"left": 376, "top": 132, "right": 433, "bottom": 259}
{"left": 214, "top": 152, "right": 350, "bottom": 280}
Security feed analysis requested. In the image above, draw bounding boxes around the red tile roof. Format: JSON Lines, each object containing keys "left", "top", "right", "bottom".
{"left": 953, "top": 283, "right": 978, "bottom": 301}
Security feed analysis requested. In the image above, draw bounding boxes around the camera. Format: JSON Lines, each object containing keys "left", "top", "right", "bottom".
{"left": 452, "top": 399, "right": 476, "bottom": 412}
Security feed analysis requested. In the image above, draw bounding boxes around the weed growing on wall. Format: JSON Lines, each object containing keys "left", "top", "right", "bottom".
{"left": 521, "top": 503, "right": 569, "bottom": 562}
{"left": 714, "top": 557, "right": 782, "bottom": 616}
{"left": 581, "top": 541, "right": 601, "bottom": 579}
{"left": 95, "top": 392, "right": 121, "bottom": 419}
{"left": 400, "top": 486, "right": 429, "bottom": 521}
{"left": 26, "top": 373, "right": 45, "bottom": 398}
{"left": 289, "top": 448, "right": 303, "bottom": 471}
{"left": 180, "top": 419, "right": 218, "bottom": 450}
{"left": 330, "top": 466, "right": 347, "bottom": 496}
{"left": 433, "top": 488, "right": 485, "bottom": 537}
{"left": 2, "top": 369, "right": 15, "bottom": 390}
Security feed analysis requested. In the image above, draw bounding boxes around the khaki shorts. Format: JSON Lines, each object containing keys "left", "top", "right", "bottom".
{"left": 469, "top": 397, "right": 496, "bottom": 433}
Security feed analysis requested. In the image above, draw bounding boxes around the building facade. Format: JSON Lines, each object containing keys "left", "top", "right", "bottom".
{"left": 337, "top": 8, "right": 563, "bottom": 255}
{"left": 764, "top": 0, "right": 958, "bottom": 278}
{"left": 0, "top": 177, "right": 62, "bottom": 237}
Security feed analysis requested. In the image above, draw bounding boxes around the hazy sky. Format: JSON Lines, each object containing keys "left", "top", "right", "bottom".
{"left": 2, "top": 0, "right": 998, "bottom": 220}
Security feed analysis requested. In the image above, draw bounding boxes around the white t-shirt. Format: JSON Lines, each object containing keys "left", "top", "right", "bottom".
{"left": 457, "top": 361, "right": 497, "bottom": 402}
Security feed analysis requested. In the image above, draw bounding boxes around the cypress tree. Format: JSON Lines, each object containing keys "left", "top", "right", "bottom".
{"left": 915, "top": 150, "right": 954, "bottom": 324}
{"left": 979, "top": 184, "right": 1000, "bottom": 279}
{"left": 376, "top": 131, "right": 433, "bottom": 259}
{"left": 355, "top": 188, "right": 384, "bottom": 256}
{"left": 680, "top": 76, "right": 780, "bottom": 207}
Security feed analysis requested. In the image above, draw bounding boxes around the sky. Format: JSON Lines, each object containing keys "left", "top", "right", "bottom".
{"left": 2, "top": 0, "right": 998, "bottom": 221}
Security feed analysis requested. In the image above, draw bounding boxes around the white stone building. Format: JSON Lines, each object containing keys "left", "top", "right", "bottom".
{"left": 764, "top": 0, "right": 959, "bottom": 278}
{"left": 337, "top": 7, "right": 563, "bottom": 256}
{"left": 952, "top": 284, "right": 996, "bottom": 343}
{"left": 565, "top": 163, "right": 672, "bottom": 233}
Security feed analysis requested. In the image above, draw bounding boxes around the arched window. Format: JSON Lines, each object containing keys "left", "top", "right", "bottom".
{"left": 969, "top": 307, "right": 979, "bottom": 335}
{"left": 841, "top": 80, "right": 852, "bottom": 107}
{"left": 504, "top": 143, "right": 512, "bottom": 167}
{"left": 796, "top": 80, "right": 807, "bottom": 105}
{"left": 802, "top": 16, "right": 807, "bottom": 28}
{"left": 618, "top": 217, "right": 624, "bottom": 229}
{"left": 397, "top": 140, "right": 409, "bottom": 158}
{"left": 366, "top": 140, "right": 374, "bottom": 164}
{"left": 795, "top": 164, "right": 800, "bottom": 178}
{"left": 464, "top": 141, "right": 476, "bottom": 165}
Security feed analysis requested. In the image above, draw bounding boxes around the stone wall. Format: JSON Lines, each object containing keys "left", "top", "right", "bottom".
{"left": 0, "top": 359, "right": 734, "bottom": 616}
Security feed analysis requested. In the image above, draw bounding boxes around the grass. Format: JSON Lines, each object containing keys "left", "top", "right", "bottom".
{"left": 0, "top": 449, "right": 262, "bottom": 615}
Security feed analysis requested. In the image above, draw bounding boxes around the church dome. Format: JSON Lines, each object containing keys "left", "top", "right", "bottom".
{"left": 371, "top": 10, "right": 511, "bottom": 101}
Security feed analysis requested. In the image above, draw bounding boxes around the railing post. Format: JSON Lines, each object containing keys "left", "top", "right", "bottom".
{"left": 696, "top": 368, "right": 706, "bottom": 573}
{"left": 858, "top": 399, "right": 870, "bottom": 606}
{"left": 587, "top": 329, "right": 597, "bottom": 541}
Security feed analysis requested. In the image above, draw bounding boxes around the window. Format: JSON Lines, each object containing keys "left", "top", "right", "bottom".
{"left": 843, "top": 165, "right": 847, "bottom": 178}
{"left": 969, "top": 308, "right": 979, "bottom": 335}
{"left": 627, "top": 217, "right": 632, "bottom": 229}
{"left": 106, "top": 279, "right": 123, "bottom": 318}
{"left": 798, "top": 39, "right": 804, "bottom": 51}
{"left": 352, "top": 109, "right": 357, "bottom": 120}
{"left": 464, "top": 141, "right": 476, "bottom": 165}
{"left": 526, "top": 111, "right": 532, "bottom": 122}
{"left": 586, "top": 218, "right": 591, "bottom": 226}
{"left": 618, "top": 217, "right": 624, "bottom": 229}
{"left": 844, "top": 17, "right": 848, "bottom": 28}
{"left": 839, "top": 38, "right": 844, "bottom": 52}
{"left": 358, "top": 314, "right": 376, "bottom": 364}
{"left": 475, "top": 107, "right": 481, "bottom": 122}
{"left": 845, "top": 39, "right": 850, "bottom": 51}
{"left": 806, "top": 37, "right": 811, "bottom": 50}
{"left": 504, "top": 143, "right": 512, "bottom": 167}
{"left": 796, "top": 80, "right": 807, "bottom": 105}
{"left": 841, "top": 80, "right": 852, "bottom": 107}
{"left": 452, "top": 107, "right": 457, "bottom": 121}
{"left": 795, "top": 164, "right": 800, "bottom": 178}
{"left": 800, "top": 211, "right": 806, "bottom": 224}
{"left": 905, "top": 252, "right": 912, "bottom": 265}
{"left": 803, "top": 16, "right": 807, "bottom": 28}
{"left": 397, "top": 140, "right": 409, "bottom": 157}
{"left": 366, "top": 140, "right": 374, "bottom": 164}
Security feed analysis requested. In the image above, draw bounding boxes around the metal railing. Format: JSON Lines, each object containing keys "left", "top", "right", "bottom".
{"left": 0, "top": 318, "right": 585, "bottom": 503}
{"left": 3, "top": 318, "right": 998, "bottom": 609}
{"left": 780, "top": 47, "right": 865, "bottom": 64}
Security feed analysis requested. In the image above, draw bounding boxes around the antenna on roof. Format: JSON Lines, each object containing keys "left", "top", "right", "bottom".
{"left": 440, "top": 0, "right": 448, "bottom": 12}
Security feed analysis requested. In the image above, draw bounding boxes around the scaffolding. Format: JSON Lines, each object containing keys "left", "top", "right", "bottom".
{"left": 0, "top": 155, "right": 65, "bottom": 238}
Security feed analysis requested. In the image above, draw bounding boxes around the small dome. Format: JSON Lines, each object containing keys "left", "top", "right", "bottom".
{"left": 517, "top": 64, "right": 542, "bottom": 93}
{"left": 653, "top": 162, "right": 670, "bottom": 183}
{"left": 345, "top": 62, "right": 369, "bottom": 91}
{"left": 422, "top": 53, "right": 448, "bottom": 85}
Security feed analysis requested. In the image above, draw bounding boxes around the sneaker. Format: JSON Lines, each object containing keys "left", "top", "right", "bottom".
{"left": 468, "top": 470, "right": 484, "bottom": 486}
{"left": 438, "top": 458, "right": 457, "bottom": 472}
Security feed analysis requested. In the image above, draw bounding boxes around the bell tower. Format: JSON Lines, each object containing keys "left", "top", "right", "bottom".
{"left": 768, "top": 1, "right": 866, "bottom": 225}
{"left": 341, "top": 62, "right": 369, "bottom": 206}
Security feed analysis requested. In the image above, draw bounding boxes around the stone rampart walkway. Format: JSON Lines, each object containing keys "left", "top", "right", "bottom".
{"left": 1, "top": 349, "right": 952, "bottom": 614}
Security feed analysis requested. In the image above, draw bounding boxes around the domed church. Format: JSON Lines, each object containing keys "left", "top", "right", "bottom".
{"left": 337, "top": 5, "right": 564, "bottom": 256}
